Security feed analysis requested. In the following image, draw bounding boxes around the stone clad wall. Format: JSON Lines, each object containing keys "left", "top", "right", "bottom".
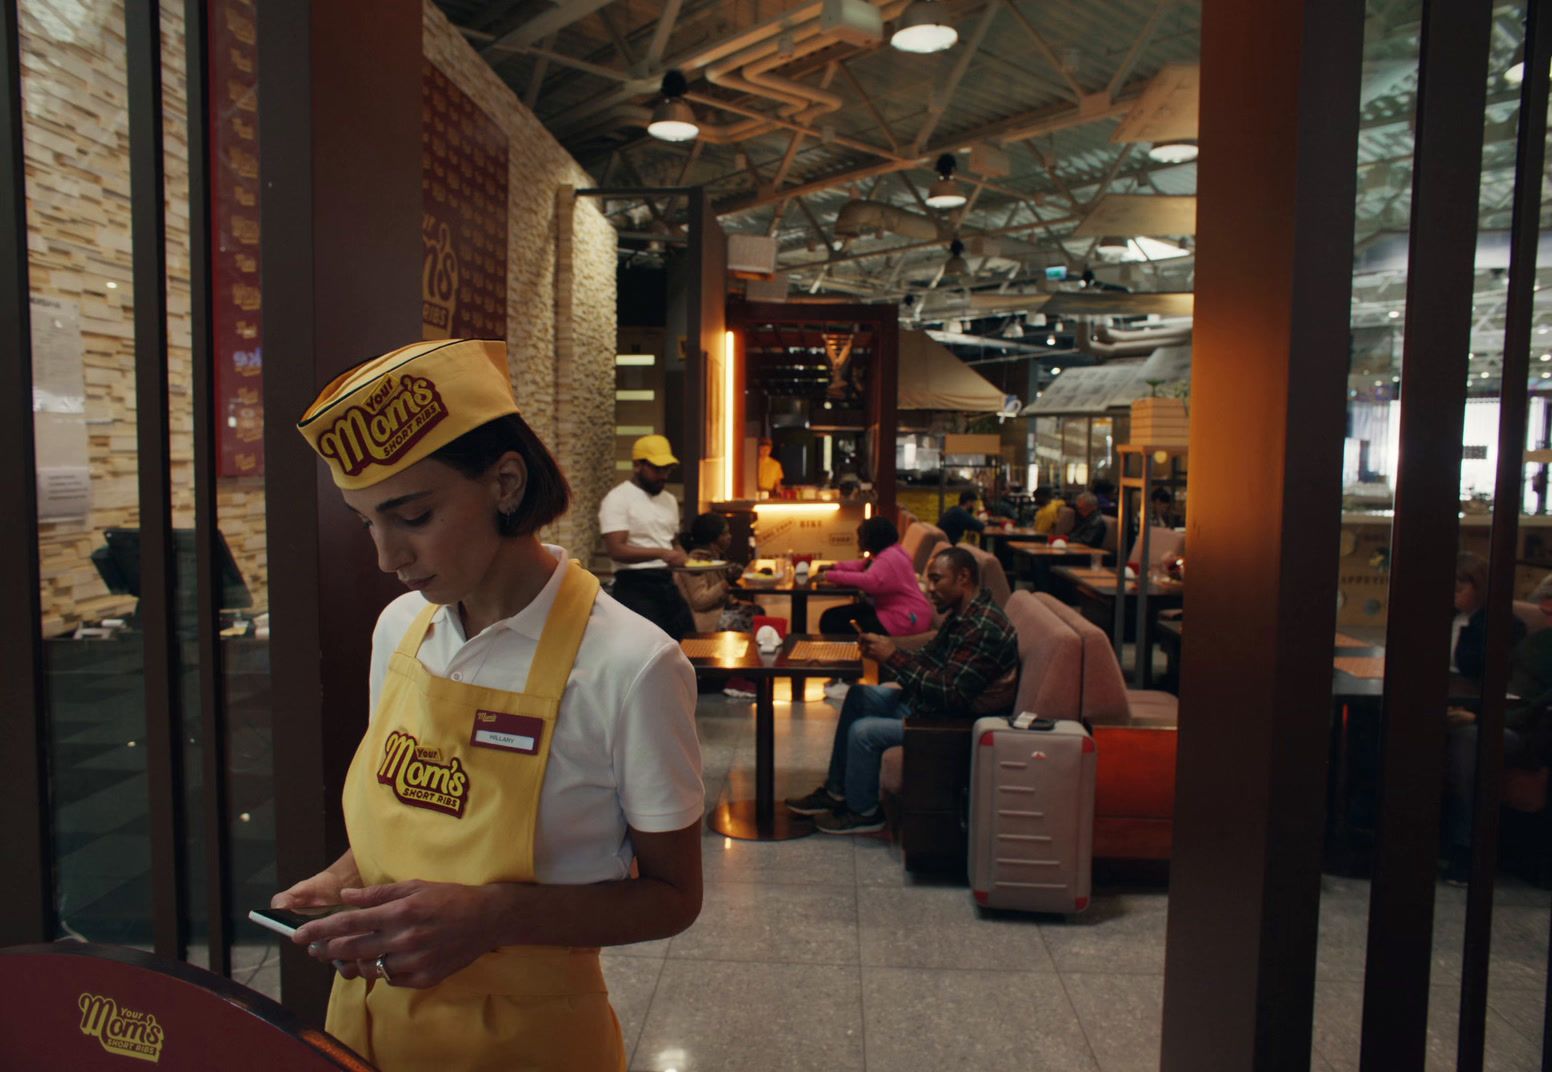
{"left": 28, "top": 3, "right": 614, "bottom": 636}
{"left": 422, "top": 3, "right": 617, "bottom": 560}
{"left": 25, "top": 3, "right": 267, "bottom": 636}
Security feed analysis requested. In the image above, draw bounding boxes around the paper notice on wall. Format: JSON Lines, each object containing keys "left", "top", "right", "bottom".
{"left": 31, "top": 300, "right": 91, "bottom": 521}
{"left": 37, "top": 464, "right": 90, "bottom": 520}
{"left": 31, "top": 297, "right": 85, "bottom": 413}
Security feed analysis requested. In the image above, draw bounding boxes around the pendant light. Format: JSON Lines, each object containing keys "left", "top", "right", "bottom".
{"left": 648, "top": 70, "right": 699, "bottom": 142}
{"left": 891, "top": 0, "right": 958, "bottom": 53}
{"left": 1147, "top": 140, "right": 1198, "bottom": 164}
{"left": 925, "top": 153, "right": 967, "bottom": 209}
{"left": 943, "top": 238, "right": 969, "bottom": 279}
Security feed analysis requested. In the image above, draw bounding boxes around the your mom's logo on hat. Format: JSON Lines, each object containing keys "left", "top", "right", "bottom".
{"left": 315, "top": 373, "right": 447, "bottom": 479}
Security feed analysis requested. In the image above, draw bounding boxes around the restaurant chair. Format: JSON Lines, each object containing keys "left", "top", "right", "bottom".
{"left": 910, "top": 524, "right": 949, "bottom": 574}
{"left": 899, "top": 522, "right": 931, "bottom": 571}
{"left": 1036, "top": 593, "right": 1178, "bottom": 860}
{"left": 1127, "top": 526, "right": 1184, "bottom": 573}
{"left": 881, "top": 591, "right": 1082, "bottom": 874}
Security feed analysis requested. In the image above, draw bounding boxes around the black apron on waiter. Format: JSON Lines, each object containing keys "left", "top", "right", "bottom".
{"left": 611, "top": 568, "right": 695, "bottom": 641}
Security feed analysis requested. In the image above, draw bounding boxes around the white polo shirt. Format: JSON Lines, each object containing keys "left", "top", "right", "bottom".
{"left": 368, "top": 547, "right": 703, "bottom": 886}
{"left": 598, "top": 479, "right": 680, "bottom": 571}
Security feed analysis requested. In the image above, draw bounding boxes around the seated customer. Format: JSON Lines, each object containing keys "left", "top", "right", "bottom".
{"left": 1032, "top": 487, "right": 1066, "bottom": 534}
{"left": 1443, "top": 557, "right": 1538, "bottom": 883}
{"left": 938, "top": 490, "right": 986, "bottom": 546}
{"left": 786, "top": 546, "right": 1019, "bottom": 834}
{"left": 675, "top": 512, "right": 755, "bottom": 633}
{"left": 1068, "top": 491, "right": 1108, "bottom": 549}
{"left": 816, "top": 517, "right": 933, "bottom": 639}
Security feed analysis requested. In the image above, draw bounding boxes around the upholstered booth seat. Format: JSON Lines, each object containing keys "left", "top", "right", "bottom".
{"left": 1036, "top": 593, "right": 1178, "bottom": 860}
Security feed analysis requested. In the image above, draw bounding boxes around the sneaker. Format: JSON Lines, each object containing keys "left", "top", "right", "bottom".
{"left": 1442, "top": 848, "right": 1471, "bottom": 887}
{"left": 815, "top": 807, "right": 886, "bottom": 835}
{"left": 723, "top": 677, "right": 756, "bottom": 699}
{"left": 822, "top": 681, "right": 852, "bottom": 701}
{"left": 785, "top": 786, "right": 844, "bottom": 815}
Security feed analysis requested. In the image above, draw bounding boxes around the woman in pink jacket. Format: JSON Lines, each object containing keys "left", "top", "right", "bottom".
{"left": 817, "top": 518, "right": 933, "bottom": 637}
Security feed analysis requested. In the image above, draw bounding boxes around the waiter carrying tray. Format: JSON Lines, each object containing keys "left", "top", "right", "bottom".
{"left": 599, "top": 434, "right": 696, "bottom": 640}
{"left": 280, "top": 339, "right": 704, "bottom": 1071}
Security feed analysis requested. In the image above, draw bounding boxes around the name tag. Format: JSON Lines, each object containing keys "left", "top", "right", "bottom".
{"left": 469, "top": 710, "right": 544, "bottom": 755}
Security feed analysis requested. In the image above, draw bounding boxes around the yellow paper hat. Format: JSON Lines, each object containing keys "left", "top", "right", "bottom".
{"left": 297, "top": 338, "right": 518, "bottom": 489}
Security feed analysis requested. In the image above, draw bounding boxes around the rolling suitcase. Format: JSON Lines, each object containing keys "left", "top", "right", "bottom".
{"left": 968, "top": 715, "right": 1095, "bottom": 913}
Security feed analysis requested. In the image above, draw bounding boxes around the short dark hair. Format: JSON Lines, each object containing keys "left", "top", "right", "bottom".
{"left": 858, "top": 517, "right": 899, "bottom": 555}
{"left": 933, "top": 545, "right": 980, "bottom": 585}
{"left": 1151, "top": 487, "right": 1173, "bottom": 505}
{"left": 1456, "top": 551, "right": 1489, "bottom": 593}
{"left": 687, "top": 511, "right": 728, "bottom": 550}
{"left": 958, "top": 490, "right": 979, "bottom": 506}
{"left": 428, "top": 413, "right": 571, "bottom": 537}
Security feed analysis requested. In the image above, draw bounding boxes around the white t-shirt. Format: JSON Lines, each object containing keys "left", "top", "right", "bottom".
{"left": 598, "top": 479, "right": 680, "bottom": 571}
{"left": 368, "top": 547, "right": 703, "bottom": 885}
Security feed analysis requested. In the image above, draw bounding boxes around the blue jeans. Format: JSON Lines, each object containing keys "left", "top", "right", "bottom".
{"left": 1444, "top": 722, "right": 1528, "bottom": 850}
{"left": 825, "top": 685, "right": 911, "bottom": 814}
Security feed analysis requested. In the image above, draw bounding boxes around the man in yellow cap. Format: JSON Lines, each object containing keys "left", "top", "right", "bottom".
{"left": 599, "top": 434, "right": 695, "bottom": 640}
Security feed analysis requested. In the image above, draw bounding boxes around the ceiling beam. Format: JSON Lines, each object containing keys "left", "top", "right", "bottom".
{"left": 646, "top": 0, "right": 683, "bottom": 67}
{"left": 483, "top": 0, "right": 620, "bottom": 57}
{"left": 524, "top": 33, "right": 557, "bottom": 110}
{"left": 1106, "top": 0, "right": 1173, "bottom": 100}
{"left": 839, "top": 61, "right": 902, "bottom": 154}
{"left": 1004, "top": 0, "right": 1085, "bottom": 102}
{"left": 910, "top": 0, "right": 1002, "bottom": 155}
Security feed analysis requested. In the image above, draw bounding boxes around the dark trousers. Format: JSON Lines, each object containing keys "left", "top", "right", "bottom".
{"left": 610, "top": 568, "right": 695, "bottom": 641}
{"left": 818, "top": 602, "right": 887, "bottom": 635}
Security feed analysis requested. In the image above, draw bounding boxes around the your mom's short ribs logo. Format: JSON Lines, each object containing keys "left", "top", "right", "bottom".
{"left": 316, "top": 372, "right": 447, "bottom": 477}
{"left": 377, "top": 730, "right": 470, "bottom": 817}
{"left": 78, "top": 992, "right": 165, "bottom": 1063}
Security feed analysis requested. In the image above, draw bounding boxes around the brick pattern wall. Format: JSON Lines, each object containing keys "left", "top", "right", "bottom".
{"left": 26, "top": 3, "right": 268, "bottom": 636}
{"left": 29, "top": 3, "right": 615, "bottom": 636}
{"left": 422, "top": 3, "right": 617, "bottom": 562}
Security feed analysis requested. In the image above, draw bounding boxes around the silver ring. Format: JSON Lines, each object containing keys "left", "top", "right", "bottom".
{"left": 374, "top": 954, "right": 392, "bottom": 985}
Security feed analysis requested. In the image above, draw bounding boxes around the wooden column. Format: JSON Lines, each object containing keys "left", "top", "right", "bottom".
{"left": 1159, "top": 0, "right": 1364, "bottom": 1067}
{"left": 258, "top": 0, "right": 422, "bottom": 1021}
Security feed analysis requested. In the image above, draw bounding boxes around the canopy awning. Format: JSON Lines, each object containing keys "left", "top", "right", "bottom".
{"left": 1021, "top": 345, "right": 1191, "bottom": 416}
{"left": 898, "top": 330, "right": 1012, "bottom": 412}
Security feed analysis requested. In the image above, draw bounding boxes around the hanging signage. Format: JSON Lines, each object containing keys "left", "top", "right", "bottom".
{"left": 421, "top": 64, "right": 507, "bottom": 341}
{"left": 210, "top": 0, "right": 263, "bottom": 477}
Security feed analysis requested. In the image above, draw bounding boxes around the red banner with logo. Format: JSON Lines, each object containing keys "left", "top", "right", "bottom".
{"left": 210, "top": 0, "right": 263, "bottom": 477}
{"left": 421, "top": 63, "right": 507, "bottom": 341}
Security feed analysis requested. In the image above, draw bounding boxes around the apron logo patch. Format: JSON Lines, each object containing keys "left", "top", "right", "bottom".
{"left": 78, "top": 992, "right": 165, "bottom": 1063}
{"left": 376, "top": 730, "right": 470, "bottom": 817}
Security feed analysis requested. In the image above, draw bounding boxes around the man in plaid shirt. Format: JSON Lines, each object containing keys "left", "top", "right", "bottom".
{"left": 786, "top": 545, "right": 1019, "bottom": 834}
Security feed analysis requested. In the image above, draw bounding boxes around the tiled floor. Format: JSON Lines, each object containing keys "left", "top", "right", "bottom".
{"left": 58, "top": 683, "right": 1552, "bottom": 1070}
{"left": 601, "top": 691, "right": 1552, "bottom": 1072}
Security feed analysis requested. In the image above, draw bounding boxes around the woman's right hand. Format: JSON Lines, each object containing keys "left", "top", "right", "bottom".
{"left": 272, "top": 851, "right": 361, "bottom": 909}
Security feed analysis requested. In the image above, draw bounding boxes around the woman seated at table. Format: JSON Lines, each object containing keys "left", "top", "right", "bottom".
{"left": 676, "top": 513, "right": 762, "bottom": 700}
{"left": 1443, "top": 556, "right": 1543, "bottom": 884}
{"left": 814, "top": 519, "right": 932, "bottom": 700}
{"left": 675, "top": 512, "right": 757, "bottom": 633}
{"left": 816, "top": 518, "right": 932, "bottom": 636}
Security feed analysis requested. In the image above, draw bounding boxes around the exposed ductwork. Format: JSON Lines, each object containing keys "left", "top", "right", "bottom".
{"left": 1087, "top": 322, "right": 1192, "bottom": 358}
{"left": 834, "top": 200, "right": 944, "bottom": 241}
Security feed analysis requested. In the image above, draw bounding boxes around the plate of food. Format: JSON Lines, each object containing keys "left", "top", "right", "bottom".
{"left": 740, "top": 568, "right": 780, "bottom": 588}
{"left": 682, "top": 559, "right": 730, "bottom": 570}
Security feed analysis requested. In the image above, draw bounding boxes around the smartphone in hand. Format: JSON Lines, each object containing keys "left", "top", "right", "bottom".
{"left": 248, "top": 905, "right": 350, "bottom": 939}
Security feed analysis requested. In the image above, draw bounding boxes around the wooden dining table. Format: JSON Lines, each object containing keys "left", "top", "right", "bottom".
{"left": 679, "top": 632, "right": 869, "bottom": 841}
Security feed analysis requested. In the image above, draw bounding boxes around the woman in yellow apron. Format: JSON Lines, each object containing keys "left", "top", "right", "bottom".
{"left": 273, "top": 339, "right": 704, "bottom": 1071}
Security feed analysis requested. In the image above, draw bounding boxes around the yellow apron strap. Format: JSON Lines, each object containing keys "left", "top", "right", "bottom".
{"left": 393, "top": 602, "right": 442, "bottom": 659}
{"left": 523, "top": 563, "right": 599, "bottom": 699}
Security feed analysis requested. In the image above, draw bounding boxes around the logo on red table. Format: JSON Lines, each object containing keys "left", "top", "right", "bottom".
{"left": 78, "top": 992, "right": 165, "bottom": 1063}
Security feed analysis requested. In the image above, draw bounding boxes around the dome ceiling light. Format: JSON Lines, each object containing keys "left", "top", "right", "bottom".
{"left": 1147, "top": 140, "right": 1198, "bottom": 164}
{"left": 648, "top": 70, "right": 699, "bottom": 142}
{"left": 891, "top": 0, "right": 958, "bottom": 53}
{"left": 925, "top": 153, "right": 967, "bottom": 209}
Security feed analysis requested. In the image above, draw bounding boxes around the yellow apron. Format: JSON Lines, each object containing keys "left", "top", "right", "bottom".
{"left": 325, "top": 563, "right": 626, "bottom": 1072}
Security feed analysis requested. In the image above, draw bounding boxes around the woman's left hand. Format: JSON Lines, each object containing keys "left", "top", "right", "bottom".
{"left": 293, "top": 879, "right": 508, "bottom": 989}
